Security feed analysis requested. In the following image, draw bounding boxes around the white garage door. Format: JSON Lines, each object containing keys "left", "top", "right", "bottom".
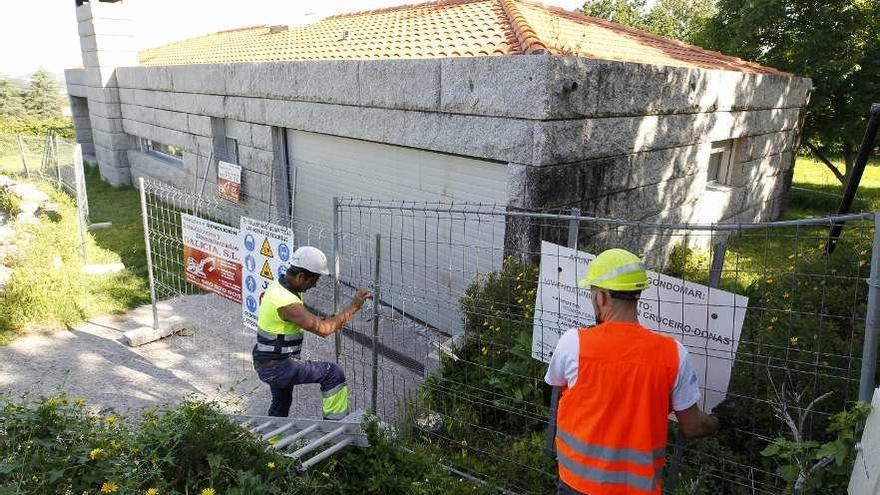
{"left": 287, "top": 130, "right": 508, "bottom": 335}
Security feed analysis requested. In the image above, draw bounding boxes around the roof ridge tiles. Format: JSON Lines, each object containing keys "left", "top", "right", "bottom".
{"left": 497, "top": 0, "right": 547, "bottom": 54}
{"left": 512, "top": 0, "right": 792, "bottom": 76}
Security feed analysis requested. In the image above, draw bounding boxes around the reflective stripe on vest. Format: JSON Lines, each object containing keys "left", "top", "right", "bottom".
{"left": 557, "top": 429, "right": 665, "bottom": 467}
{"left": 555, "top": 322, "right": 679, "bottom": 495}
{"left": 254, "top": 281, "right": 305, "bottom": 361}
{"left": 557, "top": 448, "right": 659, "bottom": 492}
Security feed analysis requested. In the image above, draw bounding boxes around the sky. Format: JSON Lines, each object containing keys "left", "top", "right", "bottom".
{"left": 0, "top": 0, "right": 586, "bottom": 79}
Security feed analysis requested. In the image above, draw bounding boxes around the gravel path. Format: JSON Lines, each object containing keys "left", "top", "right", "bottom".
{"left": 0, "top": 291, "right": 437, "bottom": 422}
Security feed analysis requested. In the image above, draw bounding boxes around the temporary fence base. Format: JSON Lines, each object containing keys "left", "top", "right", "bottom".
{"left": 232, "top": 413, "right": 369, "bottom": 471}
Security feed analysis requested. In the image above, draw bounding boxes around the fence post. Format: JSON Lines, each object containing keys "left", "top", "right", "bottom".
{"left": 138, "top": 178, "right": 159, "bottom": 330}
{"left": 859, "top": 214, "right": 880, "bottom": 402}
{"left": 15, "top": 135, "right": 30, "bottom": 178}
{"left": 545, "top": 208, "right": 581, "bottom": 456}
{"left": 371, "top": 233, "right": 381, "bottom": 413}
{"left": 708, "top": 241, "right": 727, "bottom": 288}
{"left": 52, "top": 133, "right": 61, "bottom": 189}
{"left": 332, "top": 197, "right": 341, "bottom": 362}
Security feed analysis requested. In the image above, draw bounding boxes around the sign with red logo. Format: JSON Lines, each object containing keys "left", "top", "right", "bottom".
{"left": 182, "top": 213, "right": 242, "bottom": 303}
{"left": 217, "top": 160, "right": 242, "bottom": 203}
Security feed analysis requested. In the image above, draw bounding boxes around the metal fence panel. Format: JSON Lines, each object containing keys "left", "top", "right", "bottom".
{"left": 135, "top": 168, "right": 877, "bottom": 493}
{"left": 335, "top": 199, "right": 878, "bottom": 494}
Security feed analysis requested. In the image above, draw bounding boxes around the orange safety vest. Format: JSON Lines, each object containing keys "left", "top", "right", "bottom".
{"left": 556, "top": 321, "right": 679, "bottom": 495}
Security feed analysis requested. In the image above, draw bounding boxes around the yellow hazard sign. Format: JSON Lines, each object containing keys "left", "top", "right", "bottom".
{"left": 260, "top": 260, "right": 274, "bottom": 280}
{"left": 260, "top": 238, "right": 274, "bottom": 258}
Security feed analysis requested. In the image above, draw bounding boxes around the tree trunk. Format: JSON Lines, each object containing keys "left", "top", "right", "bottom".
{"left": 805, "top": 142, "right": 845, "bottom": 183}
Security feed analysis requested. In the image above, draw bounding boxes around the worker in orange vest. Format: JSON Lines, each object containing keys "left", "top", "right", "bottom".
{"left": 545, "top": 248, "right": 735, "bottom": 495}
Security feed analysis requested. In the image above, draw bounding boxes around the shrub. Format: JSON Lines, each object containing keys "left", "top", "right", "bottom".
{"left": 0, "top": 114, "right": 74, "bottom": 140}
{"left": 0, "top": 394, "right": 495, "bottom": 495}
{"left": 0, "top": 187, "right": 21, "bottom": 217}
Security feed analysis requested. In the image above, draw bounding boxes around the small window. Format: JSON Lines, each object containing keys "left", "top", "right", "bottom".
{"left": 141, "top": 138, "right": 183, "bottom": 164}
{"left": 225, "top": 137, "right": 239, "bottom": 163}
{"left": 707, "top": 140, "right": 734, "bottom": 185}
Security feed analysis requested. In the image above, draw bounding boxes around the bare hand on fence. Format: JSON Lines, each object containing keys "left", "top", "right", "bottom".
{"left": 351, "top": 289, "right": 373, "bottom": 310}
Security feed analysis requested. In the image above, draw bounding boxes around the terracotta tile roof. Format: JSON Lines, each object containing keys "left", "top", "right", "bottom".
{"left": 139, "top": 0, "right": 790, "bottom": 76}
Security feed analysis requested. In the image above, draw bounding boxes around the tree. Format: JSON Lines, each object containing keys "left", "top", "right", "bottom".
{"left": 23, "top": 69, "right": 63, "bottom": 120}
{"left": 581, "top": 0, "right": 716, "bottom": 44}
{"left": 581, "top": 0, "right": 647, "bottom": 29}
{"left": 642, "top": 0, "right": 716, "bottom": 44}
{"left": 696, "top": 0, "right": 880, "bottom": 180}
{"left": 0, "top": 76, "right": 26, "bottom": 119}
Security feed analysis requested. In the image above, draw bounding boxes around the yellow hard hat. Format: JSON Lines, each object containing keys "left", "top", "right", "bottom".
{"left": 578, "top": 248, "right": 649, "bottom": 291}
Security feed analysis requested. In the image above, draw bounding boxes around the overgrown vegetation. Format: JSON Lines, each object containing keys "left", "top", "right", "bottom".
{"left": 0, "top": 395, "right": 492, "bottom": 495}
{"left": 414, "top": 258, "right": 556, "bottom": 493}
{"left": 0, "top": 167, "right": 149, "bottom": 341}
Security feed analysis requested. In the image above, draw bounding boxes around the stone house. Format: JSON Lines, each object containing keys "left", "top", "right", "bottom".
{"left": 66, "top": 0, "right": 810, "bottom": 330}
{"left": 67, "top": 0, "right": 810, "bottom": 225}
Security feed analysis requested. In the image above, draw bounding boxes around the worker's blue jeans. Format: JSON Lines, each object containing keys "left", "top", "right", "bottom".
{"left": 255, "top": 358, "right": 346, "bottom": 417}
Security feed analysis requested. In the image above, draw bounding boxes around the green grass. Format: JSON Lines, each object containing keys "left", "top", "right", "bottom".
{"left": 786, "top": 154, "right": 880, "bottom": 217}
{"left": 0, "top": 165, "right": 149, "bottom": 341}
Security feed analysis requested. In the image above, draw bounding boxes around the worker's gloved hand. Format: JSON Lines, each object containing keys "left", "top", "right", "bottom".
{"left": 710, "top": 397, "right": 737, "bottom": 431}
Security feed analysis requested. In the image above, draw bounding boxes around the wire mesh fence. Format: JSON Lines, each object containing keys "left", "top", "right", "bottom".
{"left": 137, "top": 173, "right": 879, "bottom": 493}
{"left": 333, "top": 199, "right": 879, "bottom": 494}
{"left": 0, "top": 132, "right": 92, "bottom": 263}
{"left": 0, "top": 133, "right": 80, "bottom": 195}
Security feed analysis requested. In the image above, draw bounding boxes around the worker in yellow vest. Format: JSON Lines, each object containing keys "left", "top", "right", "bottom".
{"left": 545, "top": 248, "right": 735, "bottom": 494}
{"left": 253, "top": 246, "right": 371, "bottom": 420}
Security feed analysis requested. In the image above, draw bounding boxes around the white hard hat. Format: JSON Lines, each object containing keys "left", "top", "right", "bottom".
{"left": 290, "top": 246, "right": 330, "bottom": 275}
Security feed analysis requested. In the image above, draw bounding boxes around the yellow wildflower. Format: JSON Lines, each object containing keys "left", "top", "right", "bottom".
{"left": 200, "top": 489, "right": 216, "bottom": 495}
{"left": 105, "top": 416, "right": 118, "bottom": 425}
{"left": 267, "top": 461, "right": 275, "bottom": 470}
{"left": 74, "top": 398, "right": 86, "bottom": 406}
{"left": 146, "top": 489, "right": 159, "bottom": 495}
{"left": 90, "top": 448, "right": 105, "bottom": 460}
{"left": 100, "top": 482, "right": 119, "bottom": 493}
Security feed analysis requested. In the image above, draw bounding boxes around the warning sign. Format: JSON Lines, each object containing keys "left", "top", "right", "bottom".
{"left": 181, "top": 214, "right": 242, "bottom": 303}
{"left": 531, "top": 241, "right": 748, "bottom": 411}
{"left": 240, "top": 217, "right": 293, "bottom": 330}
{"left": 260, "top": 260, "right": 274, "bottom": 280}
{"left": 260, "top": 238, "right": 274, "bottom": 258}
{"left": 217, "top": 160, "right": 242, "bottom": 203}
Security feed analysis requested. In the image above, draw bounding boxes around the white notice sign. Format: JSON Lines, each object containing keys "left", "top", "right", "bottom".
{"left": 531, "top": 241, "right": 748, "bottom": 411}
{"left": 217, "top": 160, "right": 242, "bottom": 202}
{"left": 239, "top": 217, "right": 294, "bottom": 330}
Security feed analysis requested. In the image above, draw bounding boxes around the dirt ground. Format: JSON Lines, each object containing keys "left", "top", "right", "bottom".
{"left": 0, "top": 292, "right": 429, "bottom": 421}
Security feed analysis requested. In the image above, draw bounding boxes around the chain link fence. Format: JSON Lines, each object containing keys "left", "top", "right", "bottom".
{"left": 137, "top": 173, "right": 879, "bottom": 493}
